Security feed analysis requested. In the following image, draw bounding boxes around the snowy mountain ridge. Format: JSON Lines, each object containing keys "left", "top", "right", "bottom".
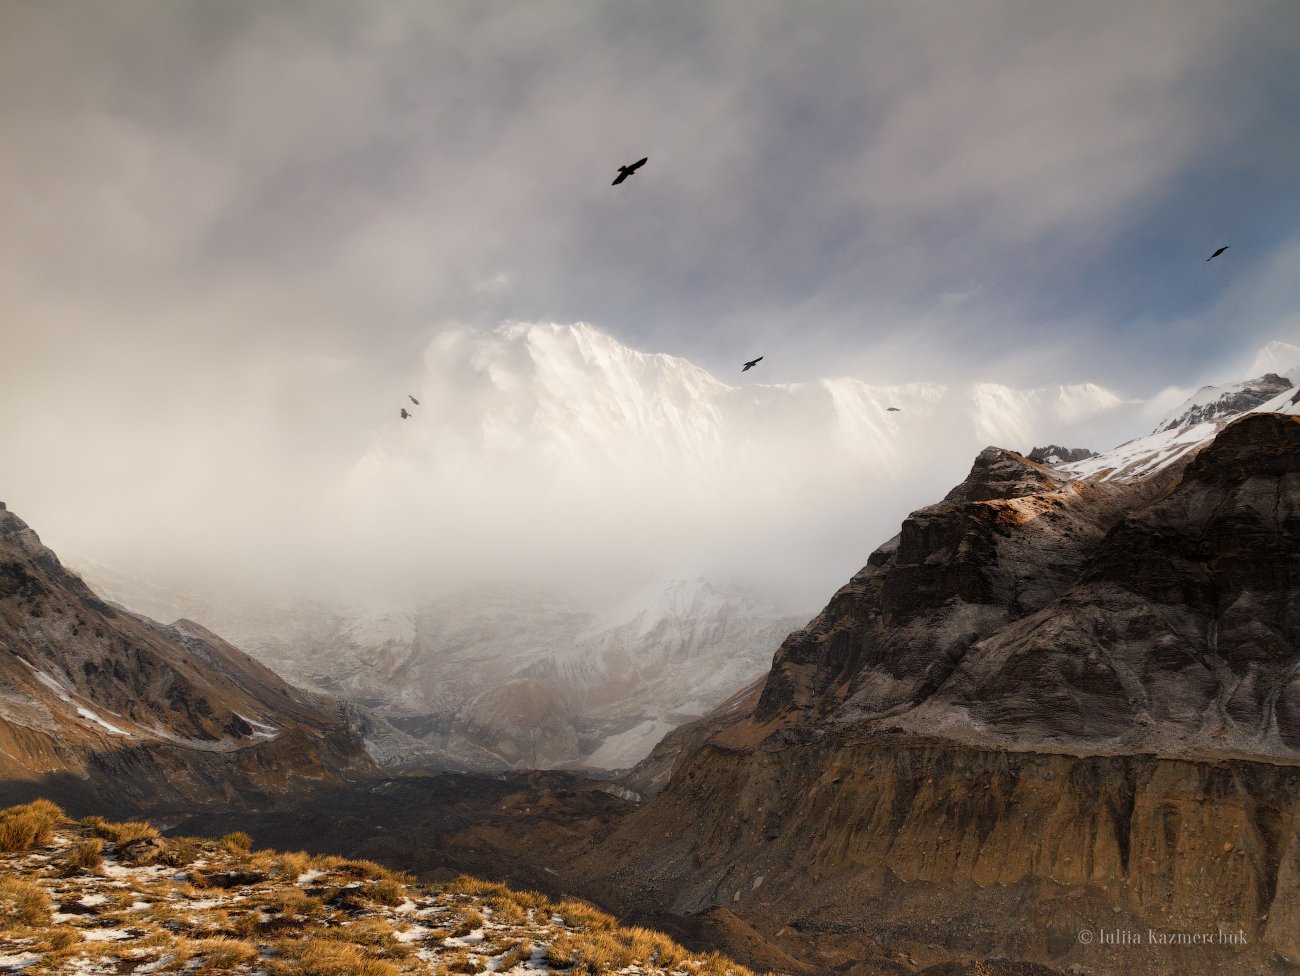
{"left": 1060, "top": 365, "right": 1298, "bottom": 482}
{"left": 349, "top": 321, "right": 1134, "bottom": 497}
{"left": 1153, "top": 371, "right": 1293, "bottom": 434}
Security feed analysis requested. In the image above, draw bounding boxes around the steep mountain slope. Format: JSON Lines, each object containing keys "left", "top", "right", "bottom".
{"left": 1153, "top": 372, "right": 1293, "bottom": 432}
{"left": 1059, "top": 366, "right": 1297, "bottom": 482}
{"left": 578, "top": 400, "right": 1300, "bottom": 975}
{"left": 80, "top": 576, "right": 806, "bottom": 772}
{"left": 0, "top": 502, "right": 374, "bottom": 814}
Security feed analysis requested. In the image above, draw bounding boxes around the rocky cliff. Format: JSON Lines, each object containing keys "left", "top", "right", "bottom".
{"left": 580, "top": 411, "right": 1300, "bottom": 976}
{"left": 0, "top": 502, "right": 375, "bottom": 815}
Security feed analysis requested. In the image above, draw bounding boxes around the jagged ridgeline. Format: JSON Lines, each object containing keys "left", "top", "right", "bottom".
{"left": 0, "top": 799, "right": 757, "bottom": 976}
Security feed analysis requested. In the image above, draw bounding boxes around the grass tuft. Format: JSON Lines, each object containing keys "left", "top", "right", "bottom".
{"left": 91, "top": 818, "right": 159, "bottom": 844}
{"left": 555, "top": 898, "right": 618, "bottom": 931}
{"left": 265, "top": 936, "right": 402, "bottom": 976}
{"left": 220, "top": 831, "right": 254, "bottom": 854}
{"left": 62, "top": 837, "right": 105, "bottom": 874}
{"left": 0, "top": 876, "right": 52, "bottom": 926}
{"left": 0, "top": 799, "right": 64, "bottom": 851}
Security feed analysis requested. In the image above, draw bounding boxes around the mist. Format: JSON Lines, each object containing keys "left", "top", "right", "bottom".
{"left": 2, "top": 2, "right": 1299, "bottom": 616}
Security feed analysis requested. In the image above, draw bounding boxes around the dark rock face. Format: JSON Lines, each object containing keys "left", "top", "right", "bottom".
{"left": 0, "top": 504, "right": 375, "bottom": 815}
{"left": 1027, "top": 445, "right": 1096, "bottom": 464}
{"left": 750, "top": 415, "right": 1300, "bottom": 757}
{"left": 1155, "top": 373, "right": 1292, "bottom": 433}
{"left": 590, "top": 414, "right": 1300, "bottom": 974}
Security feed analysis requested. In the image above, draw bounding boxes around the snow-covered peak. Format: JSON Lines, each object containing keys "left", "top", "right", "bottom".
{"left": 1252, "top": 367, "right": 1300, "bottom": 417}
{"left": 350, "top": 322, "right": 1133, "bottom": 496}
{"left": 336, "top": 321, "right": 1142, "bottom": 592}
{"left": 1153, "top": 373, "right": 1293, "bottom": 434}
{"left": 1060, "top": 365, "right": 1299, "bottom": 483}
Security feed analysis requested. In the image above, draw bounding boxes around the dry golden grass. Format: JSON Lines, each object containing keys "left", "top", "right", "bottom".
{"left": 549, "top": 930, "right": 640, "bottom": 974}
{"left": 365, "top": 877, "right": 407, "bottom": 906}
{"left": 441, "top": 874, "right": 510, "bottom": 898}
{"left": 0, "top": 799, "right": 64, "bottom": 852}
{"left": 265, "top": 936, "right": 402, "bottom": 976}
{"left": 320, "top": 918, "right": 413, "bottom": 960}
{"left": 230, "top": 909, "right": 261, "bottom": 938}
{"left": 332, "top": 857, "right": 415, "bottom": 886}
{"left": 91, "top": 818, "right": 159, "bottom": 844}
{"left": 505, "top": 887, "right": 552, "bottom": 913}
{"left": 555, "top": 897, "right": 618, "bottom": 931}
{"left": 189, "top": 935, "right": 260, "bottom": 972}
{"left": 221, "top": 830, "right": 254, "bottom": 854}
{"left": 278, "top": 849, "right": 312, "bottom": 878}
{"left": 37, "top": 925, "right": 83, "bottom": 951}
{"left": 450, "top": 906, "right": 484, "bottom": 936}
{"left": 487, "top": 894, "right": 526, "bottom": 924}
{"left": 0, "top": 875, "right": 52, "bottom": 926}
{"left": 694, "top": 949, "right": 758, "bottom": 976}
{"left": 0, "top": 815, "right": 757, "bottom": 976}
{"left": 495, "top": 938, "right": 534, "bottom": 970}
{"left": 158, "top": 836, "right": 204, "bottom": 867}
{"left": 436, "top": 947, "right": 484, "bottom": 974}
{"left": 62, "top": 837, "right": 104, "bottom": 873}
{"left": 260, "top": 887, "right": 326, "bottom": 922}
{"left": 624, "top": 925, "right": 690, "bottom": 968}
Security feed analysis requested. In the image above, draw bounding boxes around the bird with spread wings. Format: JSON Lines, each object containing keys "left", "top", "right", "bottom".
{"left": 612, "top": 157, "right": 648, "bottom": 186}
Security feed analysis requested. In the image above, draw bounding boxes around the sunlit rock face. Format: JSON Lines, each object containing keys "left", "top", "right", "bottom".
{"left": 580, "top": 407, "right": 1300, "bottom": 975}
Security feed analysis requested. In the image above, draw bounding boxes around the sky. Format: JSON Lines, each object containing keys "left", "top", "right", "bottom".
{"left": 2, "top": 1, "right": 1299, "bottom": 610}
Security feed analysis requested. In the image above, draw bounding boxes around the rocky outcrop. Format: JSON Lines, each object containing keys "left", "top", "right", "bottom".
{"left": 588, "top": 414, "right": 1300, "bottom": 975}
{"left": 1027, "top": 445, "right": 1096, "bottom": 465}
{"left": 1155, "top": 373, "right": 1292, "bottom": 433}
{"left": 0, "top": 503, "right": 375, "bottom": 814}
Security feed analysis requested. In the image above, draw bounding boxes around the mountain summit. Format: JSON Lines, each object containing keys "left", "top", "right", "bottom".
{"left": 1154, "top": 371, "right": 1294, "bottom": 433}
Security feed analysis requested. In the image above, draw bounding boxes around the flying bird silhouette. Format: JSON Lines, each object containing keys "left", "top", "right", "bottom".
{"left": 1207, "top": 246, "right": 1229, "bottom": 262}
{"left": 611, "top": 157, "right": 648, "bottom": 186}
{"left": 886, "top": 407, "right": 901, "bottom": 412}
{"left": 741, "top": 356, "right": 763, "bottom": 372}
{"left": 409, "top": 395, "right": 420, "bottom": 405}
{"left": 400, "top": 408, "right": 411, "bottom": 420}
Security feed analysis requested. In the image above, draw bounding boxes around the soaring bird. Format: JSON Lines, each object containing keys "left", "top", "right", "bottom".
{"left": 409, "top": 395, "right": 420, "bottom": 405}
{"left": 612, "top": 157, "right": 648, "bottom": 186}
{"left": 1207, "top": 246, "right": 1229, "bottom": 261}
{"left": 400, "top": 408, "right": 411, "bottom": 420}
{"left": 886, "top": 407, "right": 900, "bottom": 412}
{"left": 741, "top": 356, "right": 763, "bottom": 372}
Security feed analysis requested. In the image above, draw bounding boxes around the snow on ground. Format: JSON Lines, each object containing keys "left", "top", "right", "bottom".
{"left": 72, "top": 706, "right": 129, "bottom": 737}
{"left": 1, "top": 819, "right": 748, "bottom": 976}
{"left": 16, "top": 659, "right": 133, "bottom": 738}
{"left": 1060, "top": 365, "right": 1299, "bottom": 483}
{"left": 583, "top": 720, "right": 678, "bottom": 769}
{"left": 1058, "top": 419, "right": 1220, "bottom": 482}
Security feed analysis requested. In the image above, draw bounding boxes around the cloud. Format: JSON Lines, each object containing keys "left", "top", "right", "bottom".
{"left": 1, "top": 2, "right": 1297, "bottom": 609}
{"left": 1250, "top": 341, "right": 1300, "bottom": 376}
